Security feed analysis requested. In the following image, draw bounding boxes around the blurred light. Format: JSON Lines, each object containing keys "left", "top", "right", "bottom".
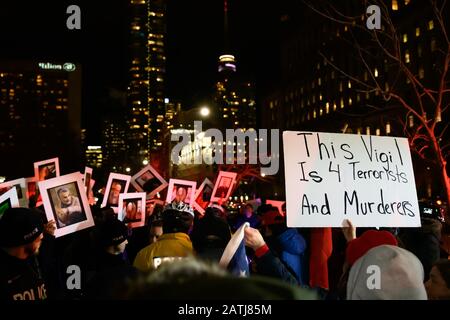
{"left": 125, "top": 167, "right": 131, "bottom": 173}
{"left": 436, "top": 200, "right": 442, "bottom": 205}
{"left": 0, "top": 176, "right": 5, "bottom": 183}
{"left": 200, "top": 107, "right": 210, "bottom": 117}
{"left": 142, "top": 159, "right": 149, "bottom": 165}
{"left": 261, "top": 173, "right": 266, "bottom": 177}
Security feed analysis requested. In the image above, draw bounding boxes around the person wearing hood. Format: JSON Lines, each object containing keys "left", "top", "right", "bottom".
{"left": 346, "top": 245, "right": 427, "bottom": 300}
{"left": 190, "top": 206, "right": 231, "bottom": 262}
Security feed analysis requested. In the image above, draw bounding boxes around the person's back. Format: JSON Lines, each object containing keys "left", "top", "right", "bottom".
{"left": 133, "top": 203, "right": 194, "bottom": 272}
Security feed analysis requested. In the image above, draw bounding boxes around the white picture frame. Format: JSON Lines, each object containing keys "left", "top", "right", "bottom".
{"left": 101, "top": 173, "right": 131, "bottom": 213}
{"left": 34, "top": 157, "right": 60, "bottom": 181}
{"left": 83, "top": 167, "right": 93, "bottom": 196}
{"left": 193, "top": 178, "right": 214, "bottom": 215}
{"left": 131, "top": 164, "right": 168, "bottom": 199}
{"left": 210, "top": 171, "right": 237, "bottom": 204}
{"left": 0, "top": 188, "right": 20, "bottom": 218}
{"left": 0, "top": 178, "right": 28, "bottom": 208}
{"left": 165, "top": 179, "right": 197, "bottom": 206}
{"left": 118, "top": 192, "right": 146, "bottom": 229}
{"left": 38, "top": 172, "right": 95, "bottom": 238}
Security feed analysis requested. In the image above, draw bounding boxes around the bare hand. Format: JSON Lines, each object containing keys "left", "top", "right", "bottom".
{"left": 244, "top": 227, "right": 266, "bottom": 251}
{"left": 342, "top": 219, "right": 356, "bottom": 242}
{"left": 44, "top": 220, "right": 56, "bottom": 236}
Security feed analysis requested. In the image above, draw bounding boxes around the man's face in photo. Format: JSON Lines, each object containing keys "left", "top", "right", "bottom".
{"left": 59, "top": 190, "right": 72, "bottom": 206}
{"left": 109, "top": 182, "right": 122, "bottom": 204}
{"left": 175, "top": 186, "right": 187, "bottom": 202}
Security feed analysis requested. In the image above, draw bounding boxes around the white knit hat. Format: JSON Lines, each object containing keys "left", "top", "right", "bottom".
{"left": 347, "top": 245, "right": 427, "bottom": 300}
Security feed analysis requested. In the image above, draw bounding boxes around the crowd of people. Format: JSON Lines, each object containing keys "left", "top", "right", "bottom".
{"left": 0, "top": 191, "right": 449, "bottom": 300}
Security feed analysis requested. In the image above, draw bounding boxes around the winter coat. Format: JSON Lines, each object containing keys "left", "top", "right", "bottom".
{"left": 133, "top": 233, "right": 193, "bottom": 272}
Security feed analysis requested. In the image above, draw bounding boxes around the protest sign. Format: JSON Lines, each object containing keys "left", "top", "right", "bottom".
{"left": 283, "top": 131, "right": 420, "bottom": 227}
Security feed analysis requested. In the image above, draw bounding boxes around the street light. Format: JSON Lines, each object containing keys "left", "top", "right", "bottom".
{"left": 125, "top": 167, "right": 131, "bottom": 173}
{"left": 142, "top": 159, "right": 149, "bottom": 165}
{"left": 200, "top": 106, "right": 210, "bottom": 117}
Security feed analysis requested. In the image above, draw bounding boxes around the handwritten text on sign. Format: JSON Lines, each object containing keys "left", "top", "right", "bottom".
{"left": 283, "top": 131, "right": 420, "bottom": 227}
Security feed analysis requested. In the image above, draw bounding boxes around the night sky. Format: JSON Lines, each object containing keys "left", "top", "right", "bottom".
{"left": 0, "top": 0, "right": 283, "bottom": 143}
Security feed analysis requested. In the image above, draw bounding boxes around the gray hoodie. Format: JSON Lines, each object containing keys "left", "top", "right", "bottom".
{"left": 347, "top": 245, "right": 427, "bottom": 300}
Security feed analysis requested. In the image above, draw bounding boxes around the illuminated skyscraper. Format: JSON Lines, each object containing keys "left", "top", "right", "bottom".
{"left": 0, "top": 60, "right": 81, "bottom": 178}
{"left": 215, "top": 1, "right": 256, "bottom": 131}
{"left": 128, "top": 0, "right": 166, "bottom": 170}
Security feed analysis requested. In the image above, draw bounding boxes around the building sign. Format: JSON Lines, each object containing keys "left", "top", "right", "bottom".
{"left": 38, "top": 62, "right": 76, "bottom": 72}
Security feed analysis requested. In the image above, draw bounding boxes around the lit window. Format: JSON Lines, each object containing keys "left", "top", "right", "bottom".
{"left": 348, "top": 80, "right": 351, "bottom": 89}
{"left": 357, "top": 94, "right": 361, "bottom": 102}
{"left": 419, "top": 67, "right": 425, "bottom": 79}
{"left": 376, "top": 128, "right": 381, "bottom": 136}
{"left": 386, "top": 122, "right": 391, "bottom": 134}
{"left": 416, "top": 27, "right": 420, "bottom": 37}
{"left": 392, "top": 0, "right": 398, "bottom": 10}
{"left": 313, "top": 109, "right": 317, "bottom": 118}
{"left": 333, "top": 102, "right": 337, "bottom": 111}
{"left": 340, "top": 98, "right": 344, "bottom": 109}
{"left": 404, "top": 0, "right": 410, "bottom": 5}
{"left": 326, "top": 102, "right": 330, "bottom": 114}
{"left": 339, "top": 82, "right": 343, "bottom": 92}
{"left": 366, "top": 126, "right": 371, "bottom": 135}
{"left": 318, "top": 78, "right": 321, "bottom": 86}
{"left": 408, "top": 115, "right": 414, "bottom": 127}
{"left": 319, "top": 108, "right": 323, "bottom": 116}
{"left": 319, "top": 94, "right": 323, "bottom": 101}
{"left": 349, "top": 98, "right": 352, "bottom": 106}
{"left": 405, "top": 50, "right": 410, "bottom": 63}
{"left": 431, "top": 39, "right": 437, "bottom": 51}
{"left": 428, "top": 20, "right": 434, "bottom": 30}
{"left": 403, "top": 34, "right": 408, "bottom": 43}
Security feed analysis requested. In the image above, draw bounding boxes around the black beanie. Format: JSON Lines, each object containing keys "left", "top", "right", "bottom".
{"left": 98, "top": 219, "right": 128, "bottom": 247}
{"left": 0, "top": 207, "right": 44, "bottom": 248}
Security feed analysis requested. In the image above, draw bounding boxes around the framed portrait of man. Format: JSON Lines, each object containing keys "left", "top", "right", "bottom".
{"left": 101, "top": 173, "right": 131, "bottom": 213}
{"left": 0, "top": 188, "right": 20, "bottom": 219}
{"left": 193, "top": 178, "right": 214, "bottom": 215}
{"left": 210, "top": 171, "right": 237, "bottom": 204}
{"left": 0, "top": 177, "right": 28, "bottom": 208}
{"left": 34, "top": 157, "right": 60, "bottom": 181}
{"left": 131, "top": 165, "right": 168, "bottom": 199}
{"left": 38, "top": 172, "right": 94, "bottom": 238}
{"left": 165, "top": 179, "right": 197, "bottom": 206}
{"left": 118, "top": 192, "right": 146, "bottom": 228}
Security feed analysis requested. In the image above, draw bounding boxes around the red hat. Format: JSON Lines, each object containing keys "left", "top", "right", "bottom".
{"left": 346, "top": 230, "right": 398, "bottom": 266}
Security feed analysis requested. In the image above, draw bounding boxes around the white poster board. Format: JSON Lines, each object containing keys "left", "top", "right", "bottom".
{"left": 283, "top": 131, "right": 420, "bottom": 227}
